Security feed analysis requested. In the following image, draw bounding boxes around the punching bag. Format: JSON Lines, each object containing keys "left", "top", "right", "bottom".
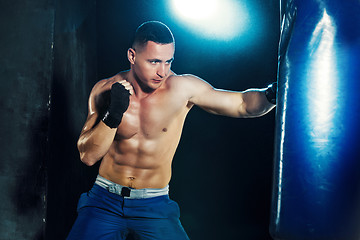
{"left": 270, "top": 0, "right": 360, "bottom": 239}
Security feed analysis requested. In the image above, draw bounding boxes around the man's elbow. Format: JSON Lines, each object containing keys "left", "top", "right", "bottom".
{"left": 77, "top": 139, "right": 96, "bottom": 166}
{"left": 77, "top": 141, "right": 99, "bottom": 166}
{"left": 79, "top": 151, "right": 99, "bottom": 166}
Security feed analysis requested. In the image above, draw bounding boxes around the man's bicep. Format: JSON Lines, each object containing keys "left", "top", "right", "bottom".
{"left": 187, "top": 77, "right": 246, "bottom": 117}
{"left": 186, "top": 75, "right": 215, "bottom": 105}
{"left": 81, "top": 83, "right": 108, "bottom": 133}
{"left": 195, "top": 89, "right": 246, "bottom": 117}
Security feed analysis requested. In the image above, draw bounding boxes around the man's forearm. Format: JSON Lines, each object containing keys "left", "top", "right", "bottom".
{"left": 241, "top": 89, "right": 276, "bottom": 117}
{"left": 77, "top": 121, "right": 117, "bottom": 166}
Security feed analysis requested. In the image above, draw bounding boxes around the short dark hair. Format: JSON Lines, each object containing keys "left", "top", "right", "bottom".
{"left": 132, "top": 21, "right": 174, "bottom": 50}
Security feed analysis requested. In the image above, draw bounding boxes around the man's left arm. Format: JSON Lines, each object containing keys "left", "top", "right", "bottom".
{"left": 185, "top": 74, "right": 276, "bottom": 118}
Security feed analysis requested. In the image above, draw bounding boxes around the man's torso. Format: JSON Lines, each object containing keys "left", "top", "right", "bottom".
{"left": 96, "top": 71, "right": 193, "bottom": 189}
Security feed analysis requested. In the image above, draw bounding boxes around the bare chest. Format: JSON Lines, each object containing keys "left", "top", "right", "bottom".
{"left": 116, "top": 92, "right": 188, "bottom": 139}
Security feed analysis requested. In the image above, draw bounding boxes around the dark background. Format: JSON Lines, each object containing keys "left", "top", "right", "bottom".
{"left": 0, "top": 0, "right": 280, "bottom": 239}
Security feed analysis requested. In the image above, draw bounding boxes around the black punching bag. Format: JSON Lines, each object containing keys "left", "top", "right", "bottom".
{"left": 270, "top": 0, "right": 360, "bottom": 239}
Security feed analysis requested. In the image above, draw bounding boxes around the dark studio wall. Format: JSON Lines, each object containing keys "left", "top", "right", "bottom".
{"left": 0, "top": 0, "right": 279, "bottom": 239}
{"left": 0, "top": 0, "right": 97, "bottom": 239}
{"left": 0, "top": 0, "right": 53, "bottom": 239}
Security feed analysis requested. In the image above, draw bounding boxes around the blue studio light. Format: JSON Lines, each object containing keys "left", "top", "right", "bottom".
{"left": 304, "top": 9, "right": 341, "bottom": 171}
{"left": 169, "top": 0, "right": 249, "bottom": 41}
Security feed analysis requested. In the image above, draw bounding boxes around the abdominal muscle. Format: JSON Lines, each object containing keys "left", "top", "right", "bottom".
{"left": 98, "top": 126, "right": 182, "bottom": 189}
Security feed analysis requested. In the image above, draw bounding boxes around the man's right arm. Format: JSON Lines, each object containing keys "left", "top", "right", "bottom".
{"left": 77, "top": 80, "right": 131, "bottom": 166}
{"left": 77, "top": 116, "right": 118, "bottom": 166}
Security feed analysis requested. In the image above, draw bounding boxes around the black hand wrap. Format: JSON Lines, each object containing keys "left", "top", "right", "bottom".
{"left": 102, "top": 83, "right": 130, "bottom": 128}
{"left": 265, "top": 82, "right": 277, "bottom": 104}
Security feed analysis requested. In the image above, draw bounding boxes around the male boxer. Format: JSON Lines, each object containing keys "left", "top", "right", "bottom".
{"left": 67, "top": 21, "right": 276, "bottom": 239}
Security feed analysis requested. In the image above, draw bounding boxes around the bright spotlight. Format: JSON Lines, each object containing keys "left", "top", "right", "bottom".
{"left": 169, "top": 0, "right": 249, "bottom": 40}
{"left": 172, "top": 0, "right": 218, "bottom": 21}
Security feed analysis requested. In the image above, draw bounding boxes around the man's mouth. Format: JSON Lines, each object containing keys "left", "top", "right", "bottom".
{"left": 152, "top": 79, "right": 162, "bottom": 83}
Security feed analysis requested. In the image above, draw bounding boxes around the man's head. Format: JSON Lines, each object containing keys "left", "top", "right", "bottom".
{"left": 128, "top": 21, "right": 175, "bottom": 92}
{"left": 132, "top": 21, "right": 175, "bottom": 52}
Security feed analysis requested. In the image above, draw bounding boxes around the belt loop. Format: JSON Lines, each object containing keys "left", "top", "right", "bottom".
{"left": 108, "top": 185, "right": 116, "bottom": 194}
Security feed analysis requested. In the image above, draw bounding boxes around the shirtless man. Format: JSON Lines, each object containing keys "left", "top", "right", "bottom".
{"left": 67, "top": 21, "right": 276, "bottom": 240}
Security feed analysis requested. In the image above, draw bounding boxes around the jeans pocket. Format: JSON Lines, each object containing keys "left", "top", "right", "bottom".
{"left": 76, "top": 193, "right": 89, "bottom": 212}
{"left": 167, "top": 198, "right": 181, "bottom": 218}
{"left": 77, "top": 190, "right": 104, "bottom": 212}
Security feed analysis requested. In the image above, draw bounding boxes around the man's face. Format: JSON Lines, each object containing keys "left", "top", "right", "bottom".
{"left": 130, "top": 41, "right": 175, "bottom": 91}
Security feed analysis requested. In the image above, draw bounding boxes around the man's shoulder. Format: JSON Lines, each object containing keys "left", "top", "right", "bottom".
{"left": 168, "top": 73, "right": 198, "bottom": 81}
{"left": 167, "top": 74, "right": 211, "bottom": 94}
{"left": 166, "top": 73, "right": 202, "bottom": 89}
{"left": 92, "top": 71, "right": 129, "bottom": 95}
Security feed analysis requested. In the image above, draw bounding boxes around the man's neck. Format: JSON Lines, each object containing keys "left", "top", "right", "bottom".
{"left": 127, "top": 70, "right": 160, "bottom": 99}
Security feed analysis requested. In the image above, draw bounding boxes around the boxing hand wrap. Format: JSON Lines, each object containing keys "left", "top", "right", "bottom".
{"left": 265, "top": 82, "right": 277, "bottom": 104}
{"left": 102, "top": 82, "right": 130, "bottom": 128}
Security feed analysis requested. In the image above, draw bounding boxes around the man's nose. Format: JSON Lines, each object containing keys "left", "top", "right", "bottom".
{"left": 157, "top": 64, "right": 166, "bottom": 78}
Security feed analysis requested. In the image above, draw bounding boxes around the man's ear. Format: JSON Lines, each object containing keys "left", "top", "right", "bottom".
{"left": 127, "top": 48, "right": 136, "bottom": 64}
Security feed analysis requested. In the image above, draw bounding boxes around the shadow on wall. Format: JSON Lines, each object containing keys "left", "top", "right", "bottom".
{"left": 12, "top": 113, "right": 48, "bottom": 240}
{"left": 48, "top": 75, "right": 101, "bottom": 239}
{"left": 45, "top": 0, "right": 99, "bottom": 239}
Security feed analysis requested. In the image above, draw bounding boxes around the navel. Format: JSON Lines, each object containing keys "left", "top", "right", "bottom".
{"left": 127, "top": 177, "right": 135, "bottom": 188}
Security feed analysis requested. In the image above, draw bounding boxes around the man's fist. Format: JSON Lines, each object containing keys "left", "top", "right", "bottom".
{"left": 265, "top": 82, "right": 277, "bottom": 104}
{"left": 102, "top": 82, "right": 131, "bottom": 128}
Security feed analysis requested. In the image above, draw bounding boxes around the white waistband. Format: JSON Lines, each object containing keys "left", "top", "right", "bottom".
{"left": 95, "top": 175, "right": 169, "bottom": 199}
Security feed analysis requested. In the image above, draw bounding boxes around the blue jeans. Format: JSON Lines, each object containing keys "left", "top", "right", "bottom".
{"left": 67, "top": 184, "right": 189, "bottom": 240}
